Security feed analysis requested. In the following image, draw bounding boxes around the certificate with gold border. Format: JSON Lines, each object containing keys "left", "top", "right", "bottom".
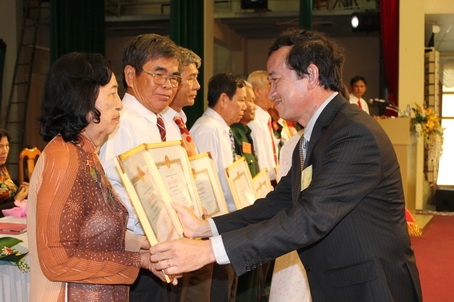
{"left": 252, "top": 168, "right": 273, "bottom": 199}
{"left": 189, "top": 152, "right": 229, "bottom": 217}
{"left": 225, "top": 156, "right": 256, "bottom": 210}
{"left": 146, "top": 141, "right": 204, "bottom": 218}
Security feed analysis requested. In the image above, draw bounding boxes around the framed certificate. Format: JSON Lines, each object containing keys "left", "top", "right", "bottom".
{"left": 252, "top": 168, "right": 273, "bottom": 198}
{"left": 115, "top": 145, "right": 183, "bottom": 283}
{"left": 189, "top": 152, "right": 229, "bottom": 218}
{"left": 225, "top": 156, "right": 256, "bottom": 210}
{"left": 146, "top": 141, "right": 204, "bottom": 218}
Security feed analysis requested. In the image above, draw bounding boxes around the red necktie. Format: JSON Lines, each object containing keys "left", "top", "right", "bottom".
{"left": 174, "top": 116, "right": 197, "bottom": 157}
{"left": 156, "top": 115, "right": 166, "bottom": 142}
{"left": 357, "top": 99, "right": 362, "bottom": 109}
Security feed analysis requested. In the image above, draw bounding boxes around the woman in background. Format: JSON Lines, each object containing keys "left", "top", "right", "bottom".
{"left": 0, "top": 128, "right": 28, "bottom": 217}
{"left": 27, "top": 52, "right": 156, "bottom": 301}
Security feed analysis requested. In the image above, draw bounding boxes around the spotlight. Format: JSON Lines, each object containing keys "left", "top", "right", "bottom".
{"left": 351, "top": 11, "right": 380, "bottom": 32}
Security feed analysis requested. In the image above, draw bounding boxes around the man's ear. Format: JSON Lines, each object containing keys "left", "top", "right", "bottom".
{"left": 124, "top": 65, "right": 135, "bottom": 88}
{"left": 306, "top": 64, "right": 319, "bottom": 88}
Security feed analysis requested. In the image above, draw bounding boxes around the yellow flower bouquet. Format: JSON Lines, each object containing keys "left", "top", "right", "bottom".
{"left": 411, "top": 104, "right": 444, "bottom": 139}
{"left": 411, "top": 104, "right": 445, "bottom": 183}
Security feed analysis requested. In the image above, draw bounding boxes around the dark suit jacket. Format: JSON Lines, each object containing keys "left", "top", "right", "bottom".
{"left": 213, "top": 95, "right": 422, "bottom": 301}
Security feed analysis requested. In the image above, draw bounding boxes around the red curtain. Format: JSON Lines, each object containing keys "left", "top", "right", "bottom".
{"left": 380, "top": 0, "right": 399, "bottom": 107}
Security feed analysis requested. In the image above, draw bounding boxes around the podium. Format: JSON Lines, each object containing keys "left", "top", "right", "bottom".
{"left": 376, "top": 117, "right": 418, "bottom": 211}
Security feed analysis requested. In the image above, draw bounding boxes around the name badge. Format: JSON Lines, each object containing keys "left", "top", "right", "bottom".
{"left": 242, "top": 142, "right": 252, "bottom": 154}
{"left": 301, "top": 165, "right": 312, "bottom": 191}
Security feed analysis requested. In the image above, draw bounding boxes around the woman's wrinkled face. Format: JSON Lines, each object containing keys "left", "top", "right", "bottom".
{"left": 87, "top": 73, "right": 123, "bottom": 140}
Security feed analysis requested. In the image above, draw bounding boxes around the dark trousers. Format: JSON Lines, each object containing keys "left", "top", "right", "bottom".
{"left": 210, "top": 263, "right": 238, "bottom": 302}
{"left": 179, "top": 263, "right": 214, "bottom": 302}
{"left": 130, "top": 268, "right": 179, "bottom": 302}
{"left": 236, "top": 261, "right": 274, "bottom": 302}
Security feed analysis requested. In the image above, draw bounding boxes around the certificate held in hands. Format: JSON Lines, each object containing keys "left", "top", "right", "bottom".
{"left": 115, "top": 144, "right": 184, "bottom": 282}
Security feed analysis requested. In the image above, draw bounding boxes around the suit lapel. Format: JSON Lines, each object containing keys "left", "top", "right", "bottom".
{"left": 305, "top": 95, "right": 347, "bottom": 166}
{"left": 292, "top": 95, "right": 348, "bottom": 199}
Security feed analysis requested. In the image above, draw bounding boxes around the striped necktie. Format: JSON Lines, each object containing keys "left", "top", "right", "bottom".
{"left": 156, "top": 115, "right": 166, "bottom": 142}
{"left": 228, "top": 129, "right": 237, "bottom": 161}
{"left": 300, "top": 136, "right": 308, "bottom": 169}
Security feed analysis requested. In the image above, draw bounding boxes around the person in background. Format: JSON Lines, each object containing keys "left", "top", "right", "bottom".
{"left": 349, "top": 75, "right": 370, "bottom": 114}
{"left": 149, "top": 29, "right": 422, "bottom": 302}
{"left": 190, "top": 72, "right": 246, "bottom": 302}
{"left": 230, "top": 81, "right": 268, "bottom": 302}
{"left": 230, "top": 81, "right": 259, "bottom": 178}
{"left": 161, "top": 46, "right": 214, "bottom": 302}
{"left": 27, "top": 52, "right": 156, "bottom": 302}
{"left": 247, "top": 70, "right": 279, "bottom": 185}
{"left": 99, "top": 33, "right": 182, "bottom": 302}
{"left": 0, "top": 129, "right": 28, "bottom": 217}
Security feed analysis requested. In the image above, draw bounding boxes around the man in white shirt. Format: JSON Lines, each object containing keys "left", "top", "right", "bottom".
{"left": 349, "top": 75, "right": 370, "bottom": 114}
{"left": 161, "top": 46, "right": 201, "bottom": 157}
{"left": 190, "top": 72, "right": 246, "bottom": 302}
{"left": 247, "top": 70, "right": 279, "bottom": 183}
{"left": 99, "top": 33, "right": 182, "bottom": 302}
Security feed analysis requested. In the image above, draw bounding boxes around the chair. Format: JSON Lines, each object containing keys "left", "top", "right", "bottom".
{"left": 18, "top": 147, "right": 41, "bottom": 184}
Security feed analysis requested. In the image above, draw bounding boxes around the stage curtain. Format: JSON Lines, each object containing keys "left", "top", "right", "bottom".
{"left": 170, "top": 0, "right": 204, "bottom": 129}
{"left": 50, "top": 0, "right": 105, "bottom": 63}
{"left": 380, "top": 0, "right": 399, "bottom": 106}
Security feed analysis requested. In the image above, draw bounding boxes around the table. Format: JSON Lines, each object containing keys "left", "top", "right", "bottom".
{"left": 0, "top": 217, "right": 30, "bottom": 302}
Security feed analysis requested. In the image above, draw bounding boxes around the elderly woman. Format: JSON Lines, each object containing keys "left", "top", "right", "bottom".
{"left": 27, "top": 52, "right": 155, "bottom": 301}
{"left": 0, "top": 128, "right": 28, "bottom": 217}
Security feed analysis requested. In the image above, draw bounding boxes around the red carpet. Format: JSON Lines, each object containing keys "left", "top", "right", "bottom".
{"left": 411, "top": 215, "right": 454, "bottom": 301}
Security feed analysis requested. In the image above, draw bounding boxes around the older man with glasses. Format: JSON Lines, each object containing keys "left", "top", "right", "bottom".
{"left": 99, "top": 33, "right": 183, "bottom": 302}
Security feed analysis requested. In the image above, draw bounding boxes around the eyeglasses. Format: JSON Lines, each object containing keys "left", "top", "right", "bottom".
{"left": 140, "top": 69, "right": 182, "bottom": 88}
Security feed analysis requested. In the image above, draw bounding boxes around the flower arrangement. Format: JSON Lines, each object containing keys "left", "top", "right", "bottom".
{"left": 411, "top": 104, "right": 444, "bottom": 139}
{"left": 411, "top": 104, "right": 445, "bottom": 183}
{"left": 0, "top": 236, "right": 30, "bottom": 272}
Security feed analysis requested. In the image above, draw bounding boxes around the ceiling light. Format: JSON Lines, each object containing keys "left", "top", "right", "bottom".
{"left": 351, "top": 11, "right": 380, "bottom": 32}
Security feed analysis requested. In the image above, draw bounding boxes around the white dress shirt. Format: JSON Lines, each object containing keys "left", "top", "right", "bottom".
{"left": 349, "top": 93, "right": 370, "bottom": 114}
{"left": 98, "top": 93, "right": 181, "bottom": 235}
{"left": 190, "top": 108, "right": 236, "bottom": 212}
{"left": 247, "top": 106, "right": 278, "bottom": 180}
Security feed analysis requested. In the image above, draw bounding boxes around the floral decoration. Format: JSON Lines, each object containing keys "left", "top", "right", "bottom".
{"left": 411, "top": 104, "right": 444, "bottom": 139}
{"left": 411, "top": 104, "right": 445, "bottom": 183}
{"left": 0, "top": 236, "right": 30, "bottom": 272}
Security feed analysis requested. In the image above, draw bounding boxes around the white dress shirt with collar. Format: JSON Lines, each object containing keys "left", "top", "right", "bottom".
{"left": 247, "top": 106, "right": 278, "bottom": 181}
{"left": 349, "top": 93, "right": 370, "bottom": 114}
{"left": 98, "top": 93, "right": 181, "bottom": 235}
{"left": 190, "top": 108, "right": 236, "bottom": 212}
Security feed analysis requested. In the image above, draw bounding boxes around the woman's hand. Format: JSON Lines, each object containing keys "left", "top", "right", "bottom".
{"left": 140, "top": 252, "right": 180, "bottom": 285}
{"left": 14, "top": 185, "right": 28, "bottom": 201}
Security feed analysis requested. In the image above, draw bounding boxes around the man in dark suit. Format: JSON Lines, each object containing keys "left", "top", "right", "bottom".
{"left": 150, "top": 29, "right": 422, "bottom": 302}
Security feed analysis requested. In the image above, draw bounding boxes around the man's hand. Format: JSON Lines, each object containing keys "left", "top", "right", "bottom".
{"left": 150, "top": 238, "right": 216, "bottom": 275}
{"left": 172, "top": 203, "right": 212, "bottom": 238}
